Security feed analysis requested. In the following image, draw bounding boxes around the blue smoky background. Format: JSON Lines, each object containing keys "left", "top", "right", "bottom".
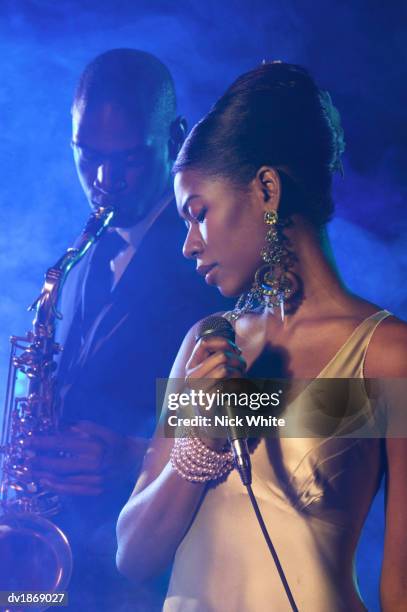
{"left": 0, "top": 1, "right": 406, "bottom": 609}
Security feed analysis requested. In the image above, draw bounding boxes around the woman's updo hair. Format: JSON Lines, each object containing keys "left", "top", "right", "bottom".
{"left": 173, "top": 61, "right": 345, "bottom": 226}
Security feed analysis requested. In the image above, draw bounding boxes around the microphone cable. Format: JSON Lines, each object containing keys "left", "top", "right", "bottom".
{"left": 245, "top": 480, "right": 299, "bottom": 612}
{"left": 229, "top": 438, "right": 298, "bottom": 612}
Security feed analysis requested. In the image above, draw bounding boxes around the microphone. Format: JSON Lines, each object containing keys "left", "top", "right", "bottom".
{"left": 196, "top": 316, "right": 252, "bottom": 485}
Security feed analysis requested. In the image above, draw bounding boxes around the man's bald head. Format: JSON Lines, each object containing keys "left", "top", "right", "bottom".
{"left": 72, "top": 48, "right": 177, "bottom": 135}
{"left": 71, "top": 49, "right": 184, "bottom": 228}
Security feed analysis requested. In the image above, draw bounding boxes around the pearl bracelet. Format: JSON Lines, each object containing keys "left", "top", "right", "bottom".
{"left": 170, "top": 436, "right": 234, "bottom": 483}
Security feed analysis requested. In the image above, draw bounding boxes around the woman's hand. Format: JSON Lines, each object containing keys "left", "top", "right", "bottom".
{"left": 184, "top": 336, "right": 247, "bottom": 449}
{"left": 186, "top": 335, "right": 246, "bottom": 380}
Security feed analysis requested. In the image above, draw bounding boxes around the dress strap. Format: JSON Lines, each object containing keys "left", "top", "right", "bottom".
{"left": 322, "top": 310, "right": 392, "bottom": 378}
{"left": 359, "top": 310, "right": 392, "bottom": 378}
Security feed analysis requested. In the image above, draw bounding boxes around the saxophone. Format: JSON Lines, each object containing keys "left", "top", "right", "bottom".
{"left": 0, "top": 206, "right": 114, "bottom": 607}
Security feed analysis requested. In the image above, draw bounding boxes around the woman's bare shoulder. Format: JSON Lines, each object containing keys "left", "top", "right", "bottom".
{"left": 365, "top": 313, "right": 407, "bottom": 377}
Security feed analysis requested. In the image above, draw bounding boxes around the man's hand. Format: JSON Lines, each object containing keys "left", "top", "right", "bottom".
{"left": 26, "top": 420, "right": 149, "bottom": 496}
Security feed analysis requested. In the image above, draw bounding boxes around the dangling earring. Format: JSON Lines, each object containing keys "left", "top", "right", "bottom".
{"left": 228, "top": 210, "right": 297, "bottom": 322}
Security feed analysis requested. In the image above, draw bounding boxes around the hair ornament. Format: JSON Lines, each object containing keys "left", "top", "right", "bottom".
{"left": 319, "top": 90, "right": 346, "bottom": 176}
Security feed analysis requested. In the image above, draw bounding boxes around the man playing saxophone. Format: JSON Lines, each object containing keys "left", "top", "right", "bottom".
{"left": 23, "top": 49, "right": 228, "bottom": 611}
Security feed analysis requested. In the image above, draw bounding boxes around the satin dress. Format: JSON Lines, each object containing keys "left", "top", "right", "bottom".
{"left": 164, "top": 310, "right": 390, "bottom": 612}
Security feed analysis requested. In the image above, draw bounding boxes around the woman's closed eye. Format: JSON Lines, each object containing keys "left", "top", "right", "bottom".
{"left": 195, "top": 208, "right": 207, "bottom": 222}
{"left": 188, "top": 207, "right": 207, "bottom": 223}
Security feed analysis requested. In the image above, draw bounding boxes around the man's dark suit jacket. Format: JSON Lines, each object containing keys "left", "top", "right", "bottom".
{"left": 53, "top": 202, "right": 231, "bottom": 611}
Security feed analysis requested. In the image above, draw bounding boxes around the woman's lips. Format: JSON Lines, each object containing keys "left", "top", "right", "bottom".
{"left": 204, "top": 265, "right": 218, "bottom": 284}
{"left": 196, "top": 263, "right": 218, "bottom": 283}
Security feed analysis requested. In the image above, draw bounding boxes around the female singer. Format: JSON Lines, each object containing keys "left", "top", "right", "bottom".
{"left": 116, "top": 62, "right": 407, "bottom": 611}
